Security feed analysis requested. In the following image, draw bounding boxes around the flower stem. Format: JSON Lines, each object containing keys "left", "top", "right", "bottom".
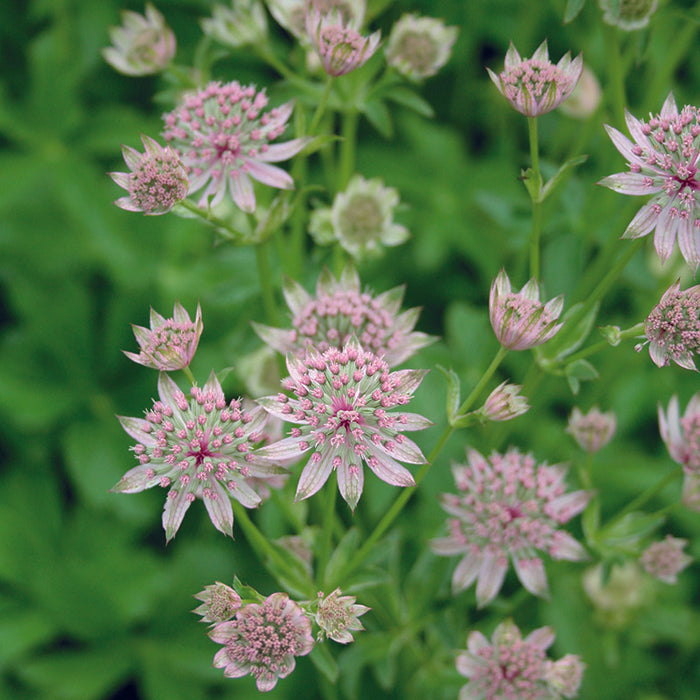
{"left": 309, "top": 77, "right": 335, "bottom": 137}
{"left": 177, "top": 198, "right": 245, "bottom": 239}
{"left": 604, "top": 24, "right": 627, "bottom": 127}
{"left": 337, "top": 108, "right": 358, "bottom": 193}
{"left": 564, "top": 322, "right": 645, "bottom": 364}
{"left": 181, "top": 366, "right": 196, "bottom": 386}
{"left": 528, "top": 116, "right": 542, "bottom": 281}
{"left": 330, "top": 346, "right": 508, "bottom": 586}
{"left": 255, "top": 240, "right": 278, "bottom": 325}
{"left": 318, "top": 483, "right": 337, "bottom": 585}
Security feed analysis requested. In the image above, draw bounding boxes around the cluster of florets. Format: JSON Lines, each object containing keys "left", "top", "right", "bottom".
{"left": 641, "top": 280, "right": 700, "bottom": 370}
{"left": 599, "top": 93, "right": 700, "bottom": 269}
{"left": 639, "top": 535, "right": 693, "bottom": 584}
{"left": 253, "top": 266, "right": 434, "bottom": 367}
{"left": 163, "top": 81, "right": 307, "bottom": 212}
{"left": 193, "top": 581, "right": 242, "bottom": 624}
{"left": 314, "top": 588, "right": 370, "bottom": 643}
{"left": 431, "top": 448, "right": 590, "bottom": 607}
{"left": 456, "top": 620, "right": 585, "bottom": 700}
{"left": 487, "top": 40, "right": 582, "bottom": 118}
{"left": 256, "top": 340, "right": 430, "bottom": 510}
{"left": 114, "top": 371, "right": 281, "bottom": 541}
{"left": 566, "top": 406, "right": 617, "bottom": 453}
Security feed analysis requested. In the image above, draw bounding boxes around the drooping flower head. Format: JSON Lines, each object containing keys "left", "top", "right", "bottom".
{"left": 256, "top": 339, "right": 431, "bottom": 510}
{"left": 114, "top": 371, "right": 282, "bottom": 541}
{"left": 124, "top": 301, "right": 203, "bottom": 371}
{"left": 201, "top": 0, "right": 268, "bottom": 48}
{"left": 599, "top": 93, "right": 700, "bottom": 269}
{"left": 306, "top": 9, "right": 380, "bottom": 76}
{"left": 480, "top": 381, "right": 530, "bottom": 422}
{"left": 253, "top": 266, "right": 435, "bottom": 367}
{"left": 384, "top": 14, "right": 458, "bottom": 81}
{"left": 639, "top": 535, "right": 693, "bottom": 584}
{"left": 566, "top": 406, "right": 617, "bottom": 453}
{"left": 487, "top": 40, "right": 583, "bottom": 118}
{"left": 640, "top": 280, "right": 700, "bottom": 370}
{"left": 163, "top": 81, "right": 308, "bottom": 212}
{"left": 193, "top": 581, "right": 242, "bottom": 623}
{"left": 309, "top": 175, "right": 409, "bottom": 258}
{"left": 456, "top": 620, "right": 585, "bottom": 700}
{"left": 315, "top": 588, "right": 370, "bottom": 643}
{"left": 266, "top": 0, "right": 366, "bottom": 39}
{"left": 489, "top": 270, "right": 564, "bottom": 351}
{"left": 210, "top": 592, "right": 314, "bottom": 692}
{"left": 598, "top": 0, "right": 658, "bottom": 31}
{"left": 103, "top": 3, "right": 176, "bottom": 76}
{"left": 431, "top": 447, "right": 591, "bottom": 607}
{"left": 109, "top": 134, "right": 189, "bottom": 215}
{"left": 658, "top": 393, "right": 700, "bottom": 474}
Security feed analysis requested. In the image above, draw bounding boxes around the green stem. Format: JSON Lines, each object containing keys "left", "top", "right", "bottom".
{"left": 337, "top": 109, "right": 358, "bottom": 192}
{"left": 309, "top": 77, "right": 335, "bottom": 136}
{"left": 331, "top": 346, "right": 508, "bottom": 586}
{"left": 181, "top": 366, "right": 196, "bottom": 386}
{"left": 528, "top": 117, "right": 542, "bottom": 281}
{"left": 318, "top": 483, "right": 337, "bottom": 585}
{"left": 564, "top": 322, "right": 644, "bottom": 364}
{"left": 604, "top": 24, "right": 626, "bottom": 127}
{"left": 255, "top": 240, "right": 278, "bottom": 325}
{"left": 177, "top": 199, "right": 245, "bottom": 239}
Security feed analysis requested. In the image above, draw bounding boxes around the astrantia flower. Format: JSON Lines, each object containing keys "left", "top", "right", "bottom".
{"left": 110, "top": 134, "right": 189, "bottom": 215}
{"left": 456, "top": 620, "right": 585, "bottom": 700}
{"left": 559, "top": 65, "right": 602, "bottom": 120}
{"left": 598, "top": 0, "right": 658, "bottom": 31}
{"left": 193, "top": 581, "right": 242, "bottom": 623}
{"left": 640, "top": 535, "right": 692, "bottom": 584}
{"left": 599, "top": 93, "right": 700, "bottom": 269}
{"left": 306, "top": 9, "right": 380, "bottom": 77}
{"left": 640, "top": 280, "right": 700, "bottom": 370}
{"left": 487, "top": 40, "right": 583, "bottom": 118}
{"left": 252, "top": 266, "right": 435, "bottom": 366}
{"left": 114, "top": 371, "right": 282, "bottom": 541}
{"left": 480, "top": 381, "right": 529, "bottom": 422}
{"left": 256, "top": 340, "right": 431, "bottom": 510}
{"left": 431, "top": 448, "right": 591, "bottom": 607}
{"left": 201, "top": 0, "right": 268, "bottom": 48}
{"left": 210, "top": 592, "right": 314, "bottom": 692}
{"left": 489, "top": 270, "right": 564, "bottom": 351}
{"left": 266, "top": 0, "right": 366, "bottom": 39}
{"left": 163, "top": 81, "right": 308, "bottom": 212}
{"left": 124, "top": 301, "right": 203, "bottom": 371}
{"left": 103, "top": 3, "right": 176, "bottom": 76}
{"left": 582, "top": 562, "right": 650, "bottom": 628}
{"left": 315, "top": 588, "right": 369, "bottom": 643}
{"left": 384, "top": 14, "right": 458, "bottom": 81}
{"left": 309, "top": 175, "right": 409, "bottom": 258}
{"left": 566, "top": 406, "right": 617, "bottom": 453}
{"left": 658, "top": 393, "right": 700, "bottom": 474}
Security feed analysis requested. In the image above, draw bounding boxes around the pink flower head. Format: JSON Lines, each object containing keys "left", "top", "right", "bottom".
{"left": 566, "top": 406, "right": 617, "bottom": 453}
{"left": 456, "top": 620, "right": 585, "bottom": 700}
{"left": 102, "top": 3, "right": 176, "bottom": 76}
{"left": 306, "top": 9, "right": 380, "bottom": 76}
{"left": 658, "top": 393, "right": 700, "bottom": 475}
{"left": 431, "top": 447, "right": 591, "bottom": 608}
{"left": 193, "top": 581, "right": 242, "bottom": 624}
{"left": 256, "top": 339, "right": 431, "bottom": 510}
{"left": 640, "top": 280, "right": 700, "bottom": 370}
{"left": 253, "top": 266, "right": 435, "bottom": 367}
{"left": 489, "top": 270, "right": 564, "bottom": 351}
{"left": 481, "top": 381, "right": 530, "bottom": 422}
{"left": 639, "top": 535, "right": 692, "bottom": 584}
{"left": 124, "top": 301, "right": 203, "bottom": 371}
{"left": 487, "top": 40, "right": 583, "bottom": 118}
{"left": 599, "top": 93, "right": 700, "bottom": 269}
{"left": 109, "top": 134, "right": 189, "bottom": 215}
{"left": 315, "top": 588, "right": 370, "bottom": 643}
{"left": 163, "top": 81, "right": 308, "bottom": 212}
{"left": 113, "top": 371, "right": 283, "bottom": 541}
{"left": 210, "top": 592, "right": 314, "bottom": 692}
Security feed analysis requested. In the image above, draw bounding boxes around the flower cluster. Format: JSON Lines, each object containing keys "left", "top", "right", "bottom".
{"left": 253, "top": 266, "right": 434, "bottom": 367}
{"left": 487, "top": 40, "right": 582, "bottom": 118}
{"left": 489, "top": 270, "right": 564, "bottom": 351}
{"left": 256, "top": 340, "right": 430, "bottom": 510}
{"left": 163, "top": 81, "right": 307, "bottom": 212}
{"left": 599, "top": 93, "right": 700, "bottom": 269}
{"left": 315, "top": 588, "right": 369, "bottom": 643}
{"left": 566, "top": 406, "right": 617, "bottom": 453}
{"left": 124, "top": 301, "right": 203, "bottom": 371}
{"left": 456, "top": 620, "right": 585, "bottom": 700}
{"left": 640, "top": 535, "right": 692, "bottom": 584}
{"left": 598, "top": 0, "right": 658, "bottom": 31}
{"left": 431, "top": 448, "right": 590, "bottom": 607}
{"left": 193, "top": 581, "right": 242, "bottom": 623}
{"left": 110, "top": 135, "right": 189, "bottom": 215}
{"left": 113, "top": 371, "right": 282, "bottom": 541}
{"left": 210, "top": 592, "right": 314, "bottom": 692}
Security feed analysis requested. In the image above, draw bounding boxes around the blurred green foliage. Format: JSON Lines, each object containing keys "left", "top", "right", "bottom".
{"left": 1, "top": 0, "right": 700, "bottom": 698}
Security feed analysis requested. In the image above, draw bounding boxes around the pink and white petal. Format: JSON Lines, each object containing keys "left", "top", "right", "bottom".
{"left": 391, "top": 368, "right": 429, "bottom": 395}
{"left": 228, "top": 479, "right": 263, "bottom": 508}
{"left": 602, "top": 125, "right": 643, "bottom": 166}
{"left": 122, "top": 349, "right": 151, "bottom": 367}
{"left": 203, "top": 482, "right": 234, "bottom": 537}
{"left": 256, "top": 137, "right": 311, "bottom": 162}
{"left": 660, "top": 92, "right": 678, "bottom": 118}
{"left": 504, "top": 42, "right": 522, "bottom": 69}
{"left": 256, "top": 434, "right": 310, "bottom": 460}
{"left": 677, "top": 216, "right": 700, "bottom": 271}
{"left": 365, "top": 447, "right": 415, "bottom": 487}
{"left": 131, "top": 323, "right": 152, "bottom": 348}
{"left": 598, "top": 172, "right": 661, "bottom": 195}
{"left": 202, "top": 370, "right": 225, "bottom": 400}
{"left": 251, "top": 321, "right": 296, "bottom": 355}
{"left": 117, "top": 415, "right": 158, "bottom": 446}
{"left": 111, "top": 463, "right": 161, "bottom": 493}
{"left": 486, "top": 67, "right": 505, "bottom": 95}
{"left": 109, "top": 171, "right": 131, "bottom": 190}
{"left": 372, "top": 432, "right": 426, "bottom": 464}
{"left": 114, "top": 196, "right": 142, "bottom": 212}
{"left": 162, "top": 489, "right": 195, "bottom": 542}
{"left": 282, "top": 276, "right": 313, "bottom": 315}
{"left": 624, "top": 110, "right": 652, "bottom": 150}
{"left": 649, "top": 341, "right": 669, "bottom": 368}
{"left": 245, "top": 160, "right": 294, "bottom": 189}
{"left": 514, "top": 557, "right": 549, "bottom": 598}
{"left": 466, "top": 630, "right": 490, "bottom": 655}
{"left": 525, "top": 626, "right": 556, "bottom": 651}
{"left": 623, "top": 200, "right": 661, "bottom": 238}
{"left": 337, "top": 459, "right": 364, "bottom": 510}
{"left": 532, "top": 39, "right": 549, "bottom": 63}
{"left": 653, "top": 206, "right": 680, "bottom": 262}
{"left": 430, "top": 536, "right": 468, "bottom": 556}
{"left": 210, "top": 621, "right": 237, "bottom": 644}
{"left": 452, "top": 551, "right": 483, "bottom": 593}
{"left": 229, "top": 172, "right": 256, "bottom": 213}
{"left": 264, "top": 100, "right": 294, "bottom": 131}
{"left": 223, "top": 659, "right": 252, "bottom": 679}
{"left": 157, "top": 372, "right": 188, "bottom": 410}
{"left": 121, "top": 144, "right": 143, "bottom": 170}
{"left": 550, "top": 531, "right": 588, "bottom": 561}
{"left": 295, "top": 449, "right": 335, "bottom": 501}
{"left": 546, "top": 489, "right": 592, "bottom": 521}
{"left": 475, "top": 550, "right": 508, "bottom": 608}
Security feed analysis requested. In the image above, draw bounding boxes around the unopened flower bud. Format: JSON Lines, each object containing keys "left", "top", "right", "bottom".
{"left": 193, "top": 581, "right": 242, "bottom": 623}
{"left": 481, "top": 381, "right": 529, "bottom": 422}
{"left": 566, "top": 406, "right": 616, "bottom": 453}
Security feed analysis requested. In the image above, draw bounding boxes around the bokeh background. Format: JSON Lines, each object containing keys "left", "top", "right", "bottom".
{"left": 1, "top": 0, "right": 700, "bottom": 698}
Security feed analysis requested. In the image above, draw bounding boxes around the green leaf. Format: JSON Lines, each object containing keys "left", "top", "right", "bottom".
{"left": 360, "top": 99, "right": 393, "bottom": 138}
{"left": 309, "top": 642, "right": 339, "bottom": 684}
{"left": 539, "top": 301, "right": 600, "bottom": 363}
{"left": 564, "top": 0, "right": 586, "bottom": 22}
{"left": 385, "top": 86, "right": 435, "bottom": 118}
{"left": 565, "top": 359, "right": 598, "bottom": 394}
{"left": 596, "top": 512, "right": 666, "bottom": 555}
{"left": 435, "top": 365, "right": 461, "bottom": 423}
{"left": 521, "top": 167, "right": 543, "bottom": 202}
{"left": 324, "top": 527, "right": 360, "bottom": 589}
{"left": 540, "top": 155, "right": 588, "bottom": 203}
